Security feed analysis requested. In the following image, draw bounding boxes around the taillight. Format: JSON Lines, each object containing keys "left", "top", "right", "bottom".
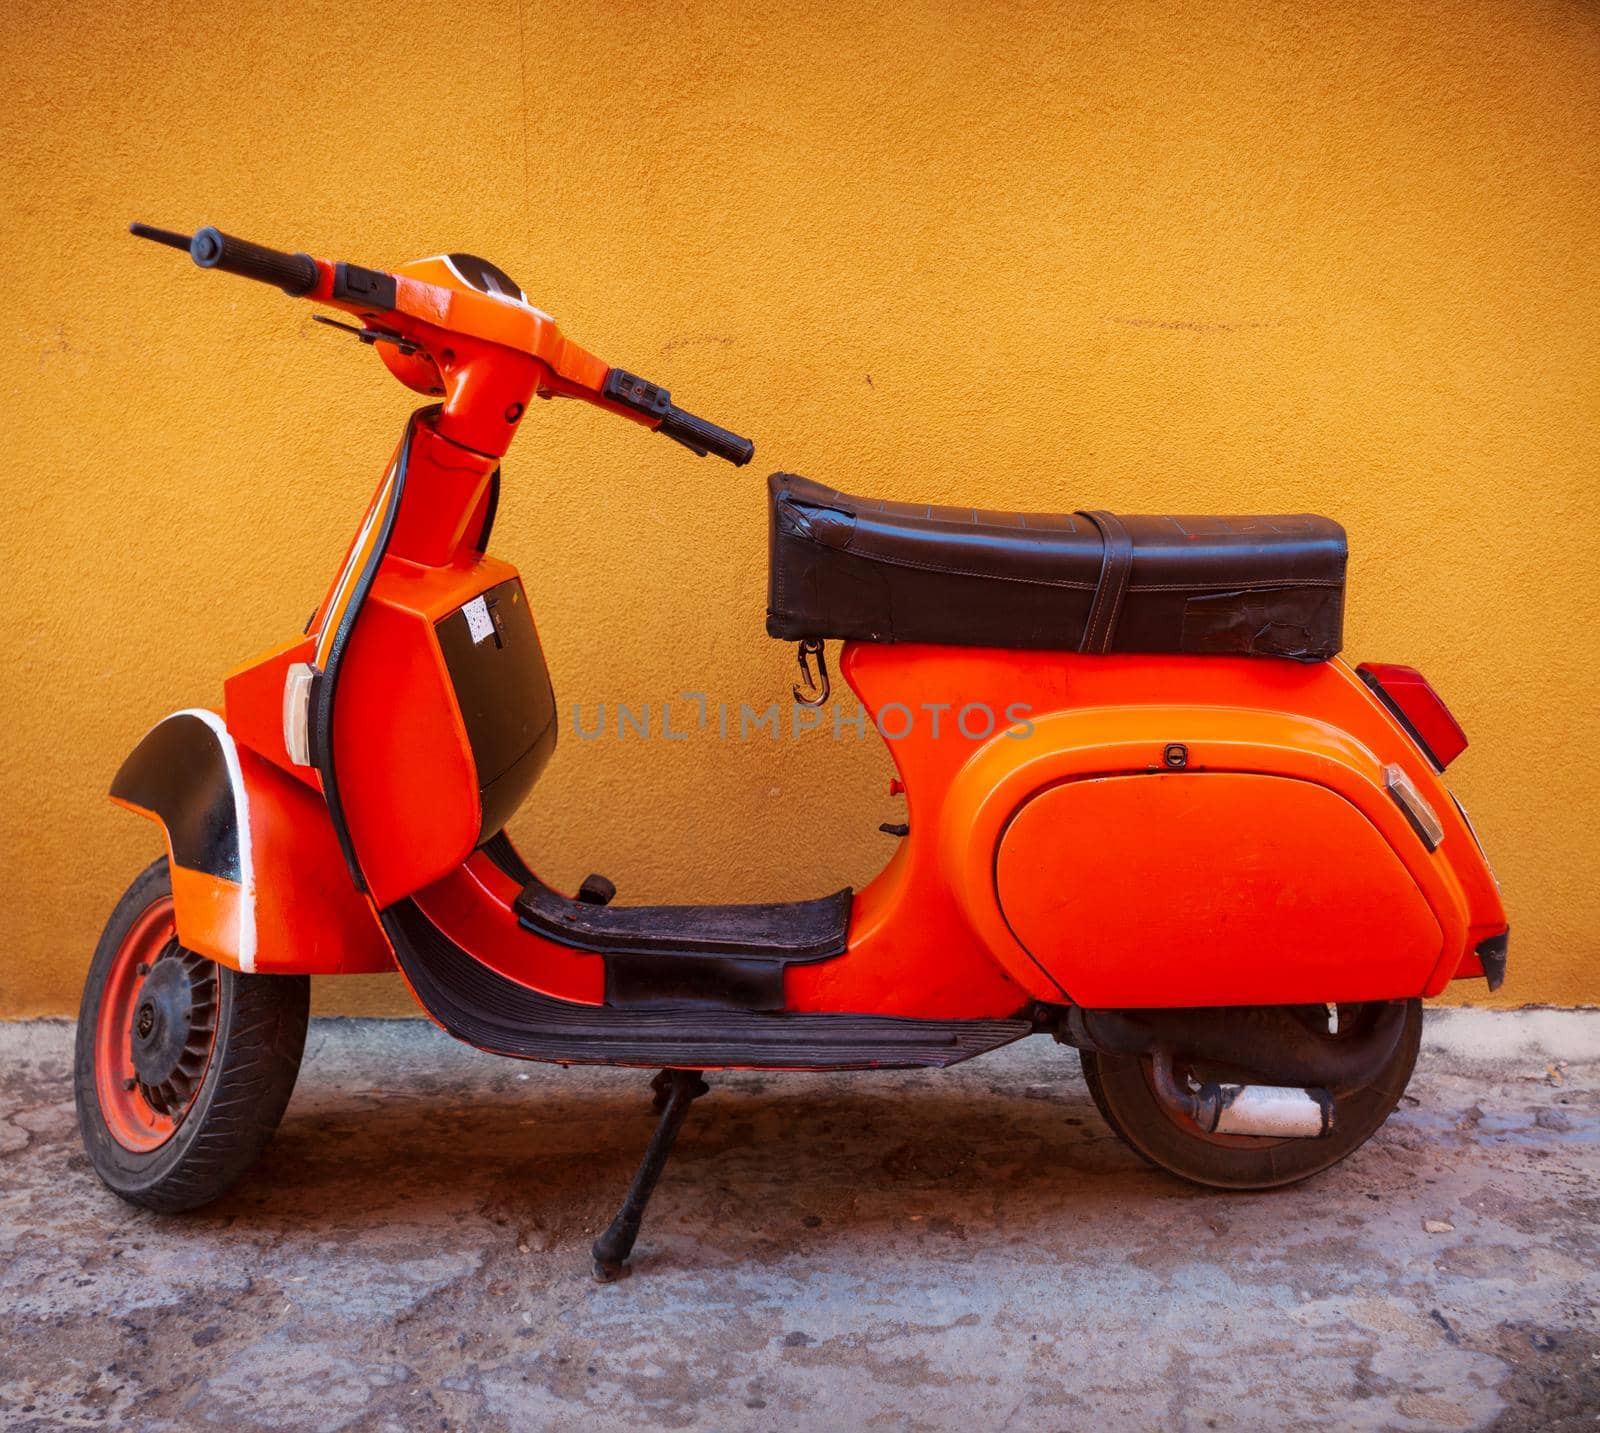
{"left": 1356, "top": 663, "right": 1468, "bottom": 771}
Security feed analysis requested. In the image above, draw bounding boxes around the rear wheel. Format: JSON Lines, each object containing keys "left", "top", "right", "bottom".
{"left": 1079, "top": 1000, "right": 1422, "bottom": 1190}
{"left": 74, "top": 858, "right": 309, "bottom": 1212}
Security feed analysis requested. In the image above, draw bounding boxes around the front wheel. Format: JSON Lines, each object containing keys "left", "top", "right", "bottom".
{"left": 74, "top": 858, "right": 309, "bottom": 1212}
{"left": 1079, "top": 1000, "right": 1423, "bottom": 1190}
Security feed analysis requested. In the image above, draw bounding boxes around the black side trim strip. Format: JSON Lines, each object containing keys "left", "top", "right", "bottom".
{"left": 312, "top": 406, "right": 434, "bottom": 890}
{"left": 383, "top": 900, "right": 1032, "bottom": 1070}
{"left": 473, "top": 466, "right": 501, "bottom": 555}
{"left": 606, "top": 953, "right": 788, "bottom": 1012}
{"left": 111, "top": 713, "right": 241, "bottom": 882}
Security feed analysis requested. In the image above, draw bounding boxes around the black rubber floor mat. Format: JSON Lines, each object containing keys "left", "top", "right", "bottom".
{"left": 385, "top": 900, "right": 1032, "bottom": 1071}
{"left": 515, "top": 880, "right": 851, "bottom": 961}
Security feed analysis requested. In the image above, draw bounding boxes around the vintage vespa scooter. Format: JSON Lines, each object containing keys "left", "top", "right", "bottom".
{"left": 78, "top": 222, "right": 1508, "bottom": 1277}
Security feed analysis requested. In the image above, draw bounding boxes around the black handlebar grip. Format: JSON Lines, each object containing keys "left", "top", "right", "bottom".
{"left": 189, "top": 226, "right": 318, "bottom": 296}
{"left": 658, "top": 406, "right": 755, "bottom": 467}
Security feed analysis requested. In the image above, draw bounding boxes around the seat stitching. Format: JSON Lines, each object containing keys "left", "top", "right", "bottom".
{"left": 783, "top": 534, "right": 1345, "bottom": 594}
{"left": 781, "top": 535, "right": 1340, "bottom": 597}
{"left": 1130, "top": 579, "right": 1344, "bottom": 591}
{"left": 793, "top": 538, "right": 1100, "bottom": 589}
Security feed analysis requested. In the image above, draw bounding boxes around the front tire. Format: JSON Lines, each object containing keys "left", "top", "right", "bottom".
{"left": 74, "top": 858, "right": 309, "bottom": 1212}
{"left": 1080, "top": 1000, "right": 1423, "bottom": 1190}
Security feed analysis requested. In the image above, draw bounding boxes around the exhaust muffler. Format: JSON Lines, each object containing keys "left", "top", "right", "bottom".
{"left": 1150, "top": 1048, "right": 1334, "bottom": 1138}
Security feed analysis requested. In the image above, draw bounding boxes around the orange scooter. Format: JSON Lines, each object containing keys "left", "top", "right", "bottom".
{"left": 78, "top": 222, "right": 1508, "bottom": 1278}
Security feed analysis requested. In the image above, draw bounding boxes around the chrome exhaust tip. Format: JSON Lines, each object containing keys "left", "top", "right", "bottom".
{"left": 1151, "top": 1048, "right": 1335, "bottom": 1138}
{"left": 1206, "top": 1082, "right": 1335, "bottom": 1138}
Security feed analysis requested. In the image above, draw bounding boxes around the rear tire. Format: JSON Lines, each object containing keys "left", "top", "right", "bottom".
{"left": 1079, "top": 1000, "right": 1422, "bottom": 1190}
{"left": 74, "top": 858, "right": 309, "bottom": 1212}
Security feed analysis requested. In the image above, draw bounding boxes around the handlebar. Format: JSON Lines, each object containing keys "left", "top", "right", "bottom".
{"left": 130, "top": 223, "right": 318, "bottom": 295}
{"left": 129, "top": 221, "right": 756, "bottom": 467}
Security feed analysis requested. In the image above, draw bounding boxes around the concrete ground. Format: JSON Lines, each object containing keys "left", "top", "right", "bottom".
{"left": 0, "top": 1011, "right": 1595, "bottom": 1432}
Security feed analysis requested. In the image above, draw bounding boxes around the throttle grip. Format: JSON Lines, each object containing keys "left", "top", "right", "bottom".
{"left": 602, "top": 367, "right": 754, "bottom": 467}
{"left": 658, "top": 406, "right": 755, "bottom": 466}
{"left": 188, "top": 226, "right": 318, "bottom": 296}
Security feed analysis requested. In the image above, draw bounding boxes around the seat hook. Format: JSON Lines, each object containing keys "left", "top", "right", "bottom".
{"left": 793, "top": 639, "right": 830, "bottom": 707}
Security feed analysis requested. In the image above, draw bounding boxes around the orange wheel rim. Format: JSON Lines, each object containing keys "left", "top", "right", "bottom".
{"left": 94, "top": 898, "right": 220, "bottom": 1152}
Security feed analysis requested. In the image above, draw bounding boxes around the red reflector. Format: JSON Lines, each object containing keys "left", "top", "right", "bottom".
{"left": 1356, "top": 663, "right": 1469, "bottom": 770}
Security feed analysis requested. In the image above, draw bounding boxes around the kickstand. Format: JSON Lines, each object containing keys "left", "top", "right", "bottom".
{"left": 591, "top": 1068, "right": 709, "bottom": 1282}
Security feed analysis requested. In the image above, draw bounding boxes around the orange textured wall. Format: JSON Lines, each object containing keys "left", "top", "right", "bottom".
{"left": 1, "top": 0, "right": 1596, "bottom": 1014}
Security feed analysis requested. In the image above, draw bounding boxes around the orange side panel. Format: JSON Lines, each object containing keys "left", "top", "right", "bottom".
{"left": 331, "top": 555, "right": 517, "bottom": 906}
{"left": 997, "top": 773, "right": 1443, "bottom": 1007}
{"left": 804, "top": 644, "right": 1505, "bottom": 1014}
{"left": 332, "top": 595, "right": 479, "bottom": 907}
{"left": 785, "top": 642, "right": 1065, "bottom": 1016}
{"left": 239, "top": 744, "right": 392, "bottom": 975}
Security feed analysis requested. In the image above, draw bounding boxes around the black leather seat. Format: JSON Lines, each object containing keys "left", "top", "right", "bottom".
{"left": 766, "top": 473, "right": 1347, "bottom": 661}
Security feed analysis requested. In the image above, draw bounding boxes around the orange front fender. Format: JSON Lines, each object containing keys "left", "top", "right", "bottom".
{"left": 110, "top": 709, "right": 392, "bottom": 975}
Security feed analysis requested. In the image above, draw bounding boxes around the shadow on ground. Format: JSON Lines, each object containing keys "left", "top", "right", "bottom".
{"left": 0, "top": 1012, "right": 1595, "bottom": 1430}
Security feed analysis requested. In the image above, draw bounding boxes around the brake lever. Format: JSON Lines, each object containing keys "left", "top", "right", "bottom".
{"left": 311, "top": 313, "right": 419, "bottom": 357}
{"left": 659, "top": 426, "right": 710, "bottom": 459}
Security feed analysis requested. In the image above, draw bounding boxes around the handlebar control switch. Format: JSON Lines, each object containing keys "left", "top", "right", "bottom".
{"left": 603, "top": 368, "right": 673, "bottom": 419}
{"left": 332, "top": 262, "right": 397, "bottom": 312}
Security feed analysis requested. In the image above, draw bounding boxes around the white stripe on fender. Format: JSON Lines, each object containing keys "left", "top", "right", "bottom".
{"left": 173, "top": 708, "right": 257, "bottom": 973}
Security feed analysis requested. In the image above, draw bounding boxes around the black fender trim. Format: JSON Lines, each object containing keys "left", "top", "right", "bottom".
{"left": 383, "top": 898, "right": 1032, "bottom": 1070}
{"left": 111, "top": 711, "right": 244, "bottom": 883}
